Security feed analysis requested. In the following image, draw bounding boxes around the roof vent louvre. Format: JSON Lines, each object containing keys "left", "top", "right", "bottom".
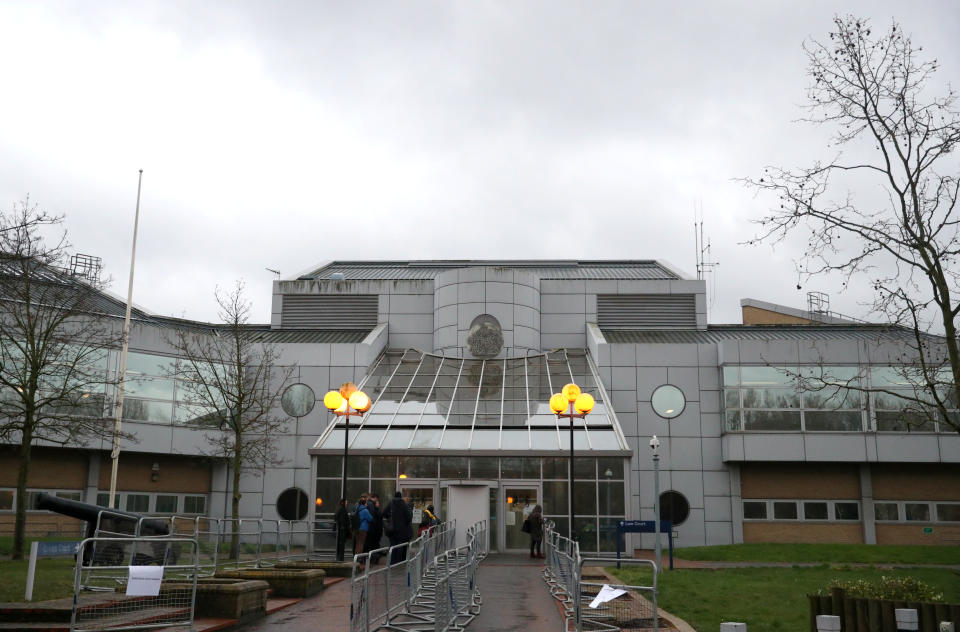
{"left": 281, "top": 294, "right": 378, "bottom": 329}
{"left": 598, "top": 294, "right": 696, "bottom": 329}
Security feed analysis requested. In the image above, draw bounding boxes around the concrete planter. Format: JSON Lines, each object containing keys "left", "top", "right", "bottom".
{"left": 275, "top": 560, "right": 355, "bottom": 577}
{"left": 162, "top": 578, "right": 269, "bottom": 624}
{"left": 215, "top": 568, "right": 326, "bottom": 598}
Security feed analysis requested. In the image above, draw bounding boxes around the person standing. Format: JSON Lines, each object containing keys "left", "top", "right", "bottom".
{"left": 334, "top": 498, "right": 351, "bottom": 562}
{"left": 383, "top": 491, "right": 413, "bottom": 564}
{"left": 365, "top": 494, "right": 383, "bottom": 563}
{"left": 354, "top": 497, "right": 373, "bottom": 557}
{"left": 528, "top": 504, "right": 545, "bottom": 559}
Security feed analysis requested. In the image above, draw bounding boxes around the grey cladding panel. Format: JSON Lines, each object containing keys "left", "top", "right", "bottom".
{"left": 281, "top": 294, "right": 378, "bottom": 329}
{"left": 598, "top": 294, "right": 696, "bottom": 329}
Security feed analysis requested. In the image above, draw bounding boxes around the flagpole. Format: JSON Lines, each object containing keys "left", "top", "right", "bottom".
{"left": 108, "top": 169, "right": 143, "bottom": 509}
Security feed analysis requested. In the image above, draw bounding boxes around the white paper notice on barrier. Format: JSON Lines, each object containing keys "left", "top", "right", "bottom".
{"left": 589, "top": 584, "right": 627, "bottom": 609}
{"left": 126, "top": 565, "right": 164, "bottom": 596}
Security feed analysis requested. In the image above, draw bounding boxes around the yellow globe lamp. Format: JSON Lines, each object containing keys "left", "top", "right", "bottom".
{"left": 549, "top": 393, "right": 567, "bottom": 414}
{"left": 348, "top": 390, "right": 371, "bottom": 412}
{"left": 324, "top": 391, "right": 345, "bottom": 411}
{"left": 339, "top": 382, "right": 358, "bottom": 398}
{"left": 562, "top": 383, "right": 581, "bottom": 402}
{"left": 574, "top": 393, "right": 595, "bottom": 415}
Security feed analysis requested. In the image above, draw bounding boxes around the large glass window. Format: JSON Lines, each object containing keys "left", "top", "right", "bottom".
{"left": 725, "top": 365, "right": 867, "bottom": 432}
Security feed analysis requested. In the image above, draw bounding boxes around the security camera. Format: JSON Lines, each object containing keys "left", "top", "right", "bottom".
{"left": 649, "top": 435, "right": 660, "bottom": 450}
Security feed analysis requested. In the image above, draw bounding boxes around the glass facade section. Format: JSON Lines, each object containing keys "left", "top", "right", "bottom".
{"left": 314, "top": 349, "right": 628, "bottom": 452}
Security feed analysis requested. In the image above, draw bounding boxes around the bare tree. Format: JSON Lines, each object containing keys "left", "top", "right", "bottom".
{"left": 0, "top": 199, "right": 120, "bottom": 559}
{"left": 167, "top": 281, "right": 293, "bottom": 556}
{"left": 745, "top": 16, "right": 960, "bottom": 432}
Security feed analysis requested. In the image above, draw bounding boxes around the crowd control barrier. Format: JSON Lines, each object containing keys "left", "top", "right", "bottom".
{"left": 543, "top": 524, "right": 659, "bottom": 632}
{"left": 349, "top": 519, "right": 488, "bottom": 632}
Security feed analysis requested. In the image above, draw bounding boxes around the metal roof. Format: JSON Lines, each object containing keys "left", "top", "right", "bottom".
{"left": 298, "top": 260, "right": 680, "bottom": 281}
{"left": 248, "top": 329, "right": 371, "bottom": 344}
{"left": 602, "top": 325, "right": 924, "bottom": 344}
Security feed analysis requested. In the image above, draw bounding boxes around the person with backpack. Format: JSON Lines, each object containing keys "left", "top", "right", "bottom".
{"left": 334, "top": 498, "right": 351, "bottom": 562}
{"left": 353, "top": 496, "right": 373, "bottom": 557}
{"left": 364, "top": 494, "right": 384, "bottom": 564}
{"left": 525, "top": 504, "right": 545, "bottom": 559}
{"left": 418, "top": 504, "right": 438, "bottom": 536}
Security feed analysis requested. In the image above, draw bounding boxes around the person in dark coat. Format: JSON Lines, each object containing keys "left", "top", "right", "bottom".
{"left": 334, "top": 498, "right": 351, "bottom": 562}
{"left": 528, "top": 504, "right": 545, "bottom": 559}
{"left": 382, "top": 491, "right": 413, "bottom": 564}
{"left": 364, "top": 494, "right": 384, "bottom": 563}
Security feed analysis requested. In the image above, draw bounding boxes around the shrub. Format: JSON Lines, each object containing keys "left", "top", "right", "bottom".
{"left": 821, "top": 576, "right": 944, "bottom": 602}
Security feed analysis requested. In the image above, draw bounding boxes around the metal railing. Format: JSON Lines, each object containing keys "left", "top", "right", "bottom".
{"left": 543, "top": 524, "right": 659, "bottom": 632}
{"left": 71, "top": 536, "right": 199, "bottom": 632}
{"left": 107, "top": 515, "right": 332, "bottom": 575}
{"left": 349, "top": 519, "right": 488, "bottom": 632}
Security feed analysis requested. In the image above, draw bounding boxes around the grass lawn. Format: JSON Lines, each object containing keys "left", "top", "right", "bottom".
{"left": 674, "top": 543, "right": 960, "bottom": 565}
{"left": 608, "top": 565, "right": 960, "bottom": 632}
{"left": 0, "top": 557, "right": 76, "bottom": 603}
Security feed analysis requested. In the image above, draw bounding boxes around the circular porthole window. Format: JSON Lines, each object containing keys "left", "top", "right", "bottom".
{"left": 281, "top": 383, "right": 316, "bottom": 418}
{"left": 651, "top": 384, "right": 685, "bottom": 419}
{"left": 659, "top": 490, "right": 690, "bottom": 526}
{"left": 276, "top": 487, "right": 309, "bottom": 521}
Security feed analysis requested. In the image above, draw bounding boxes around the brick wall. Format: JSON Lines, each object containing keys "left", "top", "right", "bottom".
{"left": 743, "top": 522, "right": 864, "bottom": 543}
{"left": 871, "top": 464, "right": 960, "bottom": 501}
{"left": 0, "top": 513, "right": 86, "bottom": 538}
{"left": 876, "top": 524, "right": 960, "bottom": 546}
{"left": 0, "top": 447, "right": 88, "bottom": 489}
{"left": 96, "top": 453, "right": 211, "bottom": 493}
{"left": 742, "top": 306, "right": 816, "bottom": 325}
{"left": 740, "top": 463, "right": 861, "bottom": 499}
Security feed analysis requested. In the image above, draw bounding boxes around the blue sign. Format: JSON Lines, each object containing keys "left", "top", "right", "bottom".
{"left": 615, "top": 521, "right": 674, "bottom": 570}
{"left": 617, "top": 520, "right": 672, "bottom": 532}
{"left": 36, "top": 541, "right": 79, "bottom": 557}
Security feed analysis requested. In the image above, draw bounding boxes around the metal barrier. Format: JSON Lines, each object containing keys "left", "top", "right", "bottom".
{"left": 115, "top": 515, "right": 332, "bottom": 576}
{"left": 71, "top": 536, "right": 199, "bottom": 632}
{"left": 349, "top": 519, "right": 488, "bottom": 632}
{"left": 543, "top": 525, "right": 659, "bottom": 632}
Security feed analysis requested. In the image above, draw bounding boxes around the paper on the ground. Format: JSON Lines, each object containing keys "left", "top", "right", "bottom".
{"left": 126, "top": 565, "right": 164, "bottom": 596}
{"left": 589, "top": 584, "right": 627, "bottom": 609}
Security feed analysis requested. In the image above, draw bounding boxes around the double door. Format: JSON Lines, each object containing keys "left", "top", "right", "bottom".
{"left": 501, "top": 484, "right": 540, "bottom": 552}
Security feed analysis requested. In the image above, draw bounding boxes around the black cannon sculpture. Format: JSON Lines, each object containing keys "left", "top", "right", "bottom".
{"left": 35, "top": 492, "right": 176, "bottom": 565}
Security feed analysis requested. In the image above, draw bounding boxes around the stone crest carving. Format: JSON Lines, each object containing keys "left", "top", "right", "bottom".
{"left": 466, "top": 314, "right": 503, "bottom": 359}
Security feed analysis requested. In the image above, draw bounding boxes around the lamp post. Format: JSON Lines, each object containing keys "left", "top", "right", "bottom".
{"left": 549, "top": 383, "right": 595, "bottom": 542}
{"left": 649, "top": 435, "right": 661, "bottom": 572}
{"left": 323, "top": 382, "right": 370, "bottom": 560}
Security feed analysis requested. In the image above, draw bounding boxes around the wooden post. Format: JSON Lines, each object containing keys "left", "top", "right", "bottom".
{"left": 844, "top": 597, "right": 857, "bottom": 632}
{"left": 810, "top": 595, "right": 822, "bottom": 632}
{"left": 856, "top": 598, "right": 868, "bottom": 632}
{"left": 832, "top": 587, "right": 846, "bottom": 627}
{"left": 867, "top": 599, "right": 882, "bottom": 632}
{"left": 880, "top": 600, "right": 895, "bottom": 632}
{"left": 920, "top": 603, "right": 935, "bottom": 632}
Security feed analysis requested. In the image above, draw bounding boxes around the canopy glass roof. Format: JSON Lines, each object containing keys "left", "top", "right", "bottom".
{"left": 311, "top": 349, "right": 629, "bottom": 454}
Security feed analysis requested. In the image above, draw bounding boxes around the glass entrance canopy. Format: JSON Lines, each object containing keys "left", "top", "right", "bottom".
{"left": 310, "top": 349, "right": 630, "bottom": 455}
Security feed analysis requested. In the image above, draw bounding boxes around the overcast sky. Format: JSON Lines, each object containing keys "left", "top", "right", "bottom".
{"left": 0, "top": 1, "right": 957, "bottom": 325}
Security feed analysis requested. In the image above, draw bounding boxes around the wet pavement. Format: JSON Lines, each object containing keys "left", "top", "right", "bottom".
{"left": 237, "top": 553, "right": 562, "bottom": 632}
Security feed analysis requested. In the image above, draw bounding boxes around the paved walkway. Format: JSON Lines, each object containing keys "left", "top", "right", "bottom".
{"left": 239, "top": 554, "right": 562, "bottom": 632}
{"left": 471, "top": 554, "right": 562, "bottom": 632}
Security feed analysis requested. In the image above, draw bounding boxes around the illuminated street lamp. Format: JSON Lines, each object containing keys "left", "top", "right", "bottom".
{"left": 549, "top": 383, "right": 595, "bottom": 541}
{"left": 323, "top": 382, "right": 371, "bottom": 515}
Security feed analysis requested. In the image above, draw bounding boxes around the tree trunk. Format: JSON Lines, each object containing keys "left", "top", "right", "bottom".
{"left": 13, "top": 423, "right": 33, "bottom": 561}
{"left": 230, "top": 451, "right": 242, "bottom": 561}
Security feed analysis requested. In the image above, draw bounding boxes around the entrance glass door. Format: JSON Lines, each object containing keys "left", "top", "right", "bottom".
{"left": 503, "top": 485, "right": 540, "bottom": 551}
